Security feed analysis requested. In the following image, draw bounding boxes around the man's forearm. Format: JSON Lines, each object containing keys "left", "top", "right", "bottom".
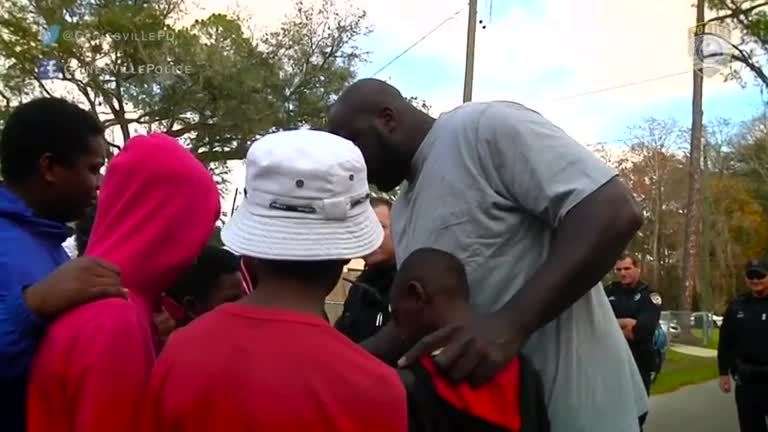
{"left": 497, "top": 179, "right": 643, "bottom": 341}
{"left": 360, "top": 322, "right": 408, "bottom": 366}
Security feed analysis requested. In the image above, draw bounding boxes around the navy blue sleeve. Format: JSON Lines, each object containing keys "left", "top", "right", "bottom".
{"left": 633, "top": 291, "right": 661, "bottom": 345}
{"left": 0, "top": 260, "right": 46, "bottom": 380}
{"left": 718, "top": 301, "right": 737, "bottom": 376}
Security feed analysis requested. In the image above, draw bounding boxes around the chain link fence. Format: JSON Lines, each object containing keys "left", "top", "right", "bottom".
{"left": 660, "top": 310, "right": 719, "bottom": 348}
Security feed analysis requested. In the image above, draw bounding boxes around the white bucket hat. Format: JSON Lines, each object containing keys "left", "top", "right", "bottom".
{"left": 221, "top": 129, "right": 384, "bottom": 261}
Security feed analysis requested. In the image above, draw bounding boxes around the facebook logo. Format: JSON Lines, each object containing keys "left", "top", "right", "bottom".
{"left": 37, "top": 58, "right": 61, "bottom": 79}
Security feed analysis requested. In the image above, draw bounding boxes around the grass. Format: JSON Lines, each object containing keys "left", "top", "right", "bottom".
{"left": 690, "top": 327, "right": 720, "bottom": 350}
{"left": 651, "top": 350, "right": 719, "bottom": 395}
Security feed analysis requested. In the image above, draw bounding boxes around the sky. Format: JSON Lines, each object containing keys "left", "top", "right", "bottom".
{"left": 200, "top": 0, "right": 767, "bottom": 212}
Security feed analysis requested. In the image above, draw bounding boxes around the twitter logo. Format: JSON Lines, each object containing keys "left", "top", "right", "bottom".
{"left": 41, "top": 24, "right": 61, "bottom": 47}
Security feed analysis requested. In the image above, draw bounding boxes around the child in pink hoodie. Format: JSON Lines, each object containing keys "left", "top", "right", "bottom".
{"left": 27, "top": 133, "right": 221, "bottom": 432}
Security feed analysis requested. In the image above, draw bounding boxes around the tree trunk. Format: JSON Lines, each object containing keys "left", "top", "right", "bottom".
{"left": 679, "top": 0, "right": 706, "bottom": 344}
{"left": 651, "top": 154, "right": 662, "bottom": 289}
{"left": 682, "top": 0, "right": 705, "bottom": 313}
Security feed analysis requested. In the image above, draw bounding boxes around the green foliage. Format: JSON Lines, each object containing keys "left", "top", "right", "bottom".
{"left": 599, "top": 116, "right": 768, "bottom": 311}
{"left": 705, "top": 1, "right": 768, "bottom": 87}
{"left": 0, "top": 0, "right": 371, "bottom": 188}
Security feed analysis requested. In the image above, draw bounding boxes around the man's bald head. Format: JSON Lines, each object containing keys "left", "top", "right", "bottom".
{"left": 331, "top": 78, "right": 407, "bottom": 117}
{"left": 326, "top": 78, "right": 435, "bottom": 192}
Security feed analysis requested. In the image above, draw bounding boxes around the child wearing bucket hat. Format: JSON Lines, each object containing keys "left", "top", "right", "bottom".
{"left": 143, "top": 130, "right": 407, "bottom": 432}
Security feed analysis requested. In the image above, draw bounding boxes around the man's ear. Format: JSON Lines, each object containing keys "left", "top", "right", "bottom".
{"left": 39, "top": 153, "right": 58, "bottom": 183}
{"left": 407, "top": 281, "right": 429, "bottom": 305}
{"left": 376, "top": 106, "right": 398, "bottom": 133}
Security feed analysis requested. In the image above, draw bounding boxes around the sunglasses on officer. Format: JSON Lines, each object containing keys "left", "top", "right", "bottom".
{"left": 745, "top": 270, "right": 767, "bottom": 281}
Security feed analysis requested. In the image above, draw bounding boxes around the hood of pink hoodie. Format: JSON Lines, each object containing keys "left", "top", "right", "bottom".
{"left": 85, "top": 133, "right": 221, "bottom": 310}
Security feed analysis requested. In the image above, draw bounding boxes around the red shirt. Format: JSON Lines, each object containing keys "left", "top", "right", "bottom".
{"left": 143, "top": 303, "right": 407, "bottom": 432}
{"left": 421, "top": 355, "right": 521, "bottom": 430}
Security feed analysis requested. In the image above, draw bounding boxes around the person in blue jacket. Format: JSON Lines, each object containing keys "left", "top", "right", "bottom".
{"left": 0, "top": 98, "right": 124, "bottom": 431}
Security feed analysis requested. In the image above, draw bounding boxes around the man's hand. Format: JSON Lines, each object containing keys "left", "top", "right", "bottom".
{"left": 397, "top": 314, "right": 523, "bottom": 387}
{"left": 618, "top": 318, "right": 636, "bottom": 340}
{"left": 23, "top": 257, "right": 125, "bottom": 319}
{"left": 719, "top": 375, "right": 731, "bottom": 394}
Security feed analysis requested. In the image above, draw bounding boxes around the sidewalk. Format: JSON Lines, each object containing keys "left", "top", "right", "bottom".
{"left": 669, "top": 344, "right": 717, "bottom": 357}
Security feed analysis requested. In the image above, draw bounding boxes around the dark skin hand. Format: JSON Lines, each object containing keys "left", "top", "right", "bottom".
{"left": 395, "top": 178, "right": 643, "bottom": 386}
{"left": 24, "top": 257, "right": 126, "bottom": 319}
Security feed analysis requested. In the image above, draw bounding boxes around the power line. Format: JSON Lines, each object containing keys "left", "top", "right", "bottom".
{"left": 543, "top": 52, "right": 768, "bottom": 104}
{"left": 542, "top": 71, "right": 690, "bottom": 103}
{"left": 371, "top": 8, "right": 465, "bottom": 77}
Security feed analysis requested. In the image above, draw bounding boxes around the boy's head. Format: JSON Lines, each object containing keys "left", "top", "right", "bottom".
{"left": 166, "top": 246, "right": 244, "bottom": 325}
{"left": 221, "top": 130, "right": 384, "bottom": 305}
{"left": 0, "top": 97, "right": 106, "bottom": 222}
{"left": 390, "top": 248, "right": 470, "bottom": 347}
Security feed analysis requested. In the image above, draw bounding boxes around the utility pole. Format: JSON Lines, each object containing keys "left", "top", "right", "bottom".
{"left": 681, "top": 0, "right": 706, "bottom": 313}
{"left": 463, "top": 0, "right": 478, "bottom": 103}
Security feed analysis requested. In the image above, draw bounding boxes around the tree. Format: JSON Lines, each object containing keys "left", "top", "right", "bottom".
{"left": 0, "top": 0, "right": 370, "bottom": 187}
{"left": 607, "top": 119, "right": 689, "bottom": 307}
{"left": 705, "top": 1, "right": 768, "bottom": 87}
{"left": 596, "top": 115, "right": 768, "bottom": 314}
{"left": 624, "top": 118, "right": 685, "bottom": 290}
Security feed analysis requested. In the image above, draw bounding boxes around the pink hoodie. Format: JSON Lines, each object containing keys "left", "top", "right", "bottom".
{"left": 27, "top": 133, "right": 220, "bottom": 432}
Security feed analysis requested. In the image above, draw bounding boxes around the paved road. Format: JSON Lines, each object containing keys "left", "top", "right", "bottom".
{"left": 645, "top": 380, "right": 739, "bottom": 432}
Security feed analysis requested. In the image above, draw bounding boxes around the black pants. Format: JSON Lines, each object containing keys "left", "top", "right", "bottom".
{"left": 735, "top": 382, "right": 768, "bottom": 432}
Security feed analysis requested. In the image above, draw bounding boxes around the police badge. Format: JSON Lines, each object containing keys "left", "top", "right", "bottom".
{"left": 650, "top": 292, "right": 662, "bottom": 305}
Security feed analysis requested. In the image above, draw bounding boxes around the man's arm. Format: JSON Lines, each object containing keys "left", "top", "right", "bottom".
{"left": 481, "top": 102, "right": 642, "bottom": 344}
{"left": 361, "top": 321, "right": 409, "bottom": 366}
{"left": 627, "top": 292, "right": 662, "bottom": 345}
{"left": 717, "top": 302, "right": 736, "bottom": 376}
{"left": 0, "top": 265, "right": 46, "bottom": 380}
{"left": 499, "top": 178, "right": 642, "bottom": 341}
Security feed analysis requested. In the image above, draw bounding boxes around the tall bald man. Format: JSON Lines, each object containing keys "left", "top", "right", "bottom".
{"left": 327, "top": 79, "right": 647, "bottom": 432}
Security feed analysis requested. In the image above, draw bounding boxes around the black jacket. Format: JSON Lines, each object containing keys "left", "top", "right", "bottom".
{"left": 606, "top": 281, "right": 662, "bottom": 372}
{"left": 718, "top": 293, "right": 768, "bottom": 377}
{"left": 334, "top": 264, "right": 396, "bottom": 343}
{"left": 398, "top": 355, "right": 550, "bottom": 432}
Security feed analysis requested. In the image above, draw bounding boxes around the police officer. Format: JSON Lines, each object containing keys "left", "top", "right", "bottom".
{"left": 334, "top": 197, "right": 396, "bottom": 342}
{"left": 718, "top": 259, "right": 768, "bottom": 432}
{"left": 606, "top": 254, "right": 662, "bottom": 395}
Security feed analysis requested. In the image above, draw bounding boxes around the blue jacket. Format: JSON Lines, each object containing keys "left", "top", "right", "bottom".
{"left": 0, "top": 186, "right": 72, "bottom": 432}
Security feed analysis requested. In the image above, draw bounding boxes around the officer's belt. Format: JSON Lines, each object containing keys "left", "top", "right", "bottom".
{"left": 735, "top": 359, "right": 768, "bottom": 378}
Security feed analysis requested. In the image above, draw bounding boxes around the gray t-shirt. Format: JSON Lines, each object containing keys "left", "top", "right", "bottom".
{"left": 392, "top": 101, "right": 648, "bottom": 432}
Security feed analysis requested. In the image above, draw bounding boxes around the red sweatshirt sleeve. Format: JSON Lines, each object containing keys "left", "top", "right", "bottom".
{"left": 72, "top": 310, "right": 153, "bottom": 432}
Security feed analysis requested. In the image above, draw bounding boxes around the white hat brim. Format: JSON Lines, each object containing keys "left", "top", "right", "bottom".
{"left": 221, "top": 201, "right": 384, "bottom": 261}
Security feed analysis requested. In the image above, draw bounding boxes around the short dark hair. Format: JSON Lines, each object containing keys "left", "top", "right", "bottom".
{"left": 75, "top": 205, "right": 98, "bottom": 255}
{"left": 0, "top": 98, "right": 104, "bottom": 183}
{"left": 370, "top": 196, "right": 392, "bottom": 209}
{"left": 393, "top": 247, "right": 469, "bottom": 301}
{"left": 166, "top": 246, "right": 241, "bottom": 303}
{"left": 618, "top": 254, "right": 641, "bottom": 267}
{"left": 256, "top": 259, "right": 347, "bottom": 287}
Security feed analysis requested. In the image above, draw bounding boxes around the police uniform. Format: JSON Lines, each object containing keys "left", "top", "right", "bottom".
{"left": 334, "top": 264, "right": 395, "bottom": 343}
{"left": 605, "top": 280, "right": 662, "bottom": 394}
{"left": 718, "top": 260, "right": 768, "bottom": 432}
